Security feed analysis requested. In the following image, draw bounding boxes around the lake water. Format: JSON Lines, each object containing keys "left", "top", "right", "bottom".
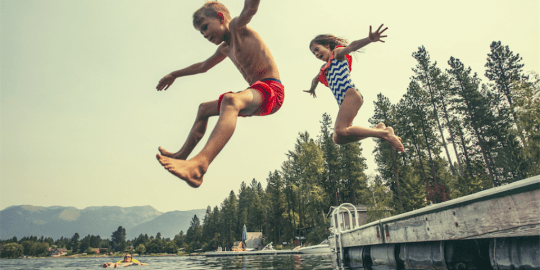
{"left": 0, "top": 254, "right": 341, "bottom": 269}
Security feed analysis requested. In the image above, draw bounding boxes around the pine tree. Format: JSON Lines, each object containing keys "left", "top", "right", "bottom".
{"left": 318, "top": 113, "right": 341, "bottom": 207}
{"left": 185, "top": 215, "right": 202, "bottom": 252}
{"left": 412, "top": 46, "right": 456, "bottom": 176}
{"left": 224, "top": 191, "right": 238, "bottom": 249}
{"left": 265, "top": 170, "right": 285, "bottom": 244}
{"left": 484, "top": 41, "right": 528, "bottom": 183}
{"left": 447, "top": 56, "right": 494, "bottom": 188}
{"left": 248, "top": 179, "right": 264, "bottom": 232}
{"left": 485, "top": 41, "right": 527, "bottom": 107}
{"left": 404, "top": 80, "right": 446, "bottom": 203}
{"left": 338, "top": 142, "right": 367, "bottom": 205}
{"left": 111, "top": 227, "right": 126, "bottom": 252}
{"left": 369, "top": 93, "right": 405, "bottom": 211}
{"left": 511, "top": 72, "right": 540, "bottom": 176}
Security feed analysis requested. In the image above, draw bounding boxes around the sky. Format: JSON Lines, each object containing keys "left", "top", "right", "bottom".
{"left": 1, "top": 0, "right": 538, "bottom": 213}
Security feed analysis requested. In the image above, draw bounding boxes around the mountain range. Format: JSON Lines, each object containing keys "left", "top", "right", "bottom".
{"left": 0, "top": 205, "right": 206, "bottom": 240}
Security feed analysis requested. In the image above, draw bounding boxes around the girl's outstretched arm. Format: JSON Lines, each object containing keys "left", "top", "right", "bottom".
{"left": 335, "top": 24, "right": 388, "bottom": 60}
{"left": 303, "top": 74, "right": 319, "bottom": 98}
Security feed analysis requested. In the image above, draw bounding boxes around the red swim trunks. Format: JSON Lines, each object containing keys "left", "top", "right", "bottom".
{"left": 218, "top": 78, "right": 285, "bottom": 117}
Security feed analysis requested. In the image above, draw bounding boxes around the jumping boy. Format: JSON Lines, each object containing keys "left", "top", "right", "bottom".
{"left": 156, "top": 0, "right": 284, "bottom": 188}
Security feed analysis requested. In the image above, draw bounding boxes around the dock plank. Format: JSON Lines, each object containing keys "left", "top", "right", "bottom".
{"left": 330, "top": 176, "right": 540, "bottom": 249}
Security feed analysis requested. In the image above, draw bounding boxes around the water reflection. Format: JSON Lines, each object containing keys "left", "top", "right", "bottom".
{"left": 0, "top": 254, "right": 337, "bottom": 270}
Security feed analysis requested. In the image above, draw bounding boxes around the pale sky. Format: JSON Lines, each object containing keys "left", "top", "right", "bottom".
{"left": 1, "top": 0, "right": 538, "bottom": 213}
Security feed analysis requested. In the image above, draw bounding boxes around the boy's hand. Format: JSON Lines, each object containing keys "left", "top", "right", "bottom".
{"left": 369, "top": 24, "right": 388, "bottom": 43}
{"left": 157, "top": 74, "right": 176, "bottom": 91}
{"left": 303, "top": 89, "right": 317, "bottom": 98}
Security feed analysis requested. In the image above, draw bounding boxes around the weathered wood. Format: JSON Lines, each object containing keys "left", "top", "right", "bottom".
{"left": 329, "top": 175, "right": 540, "bottom": 249}
{"left": 340, "top": 224, "right": 383, "bottom": 247}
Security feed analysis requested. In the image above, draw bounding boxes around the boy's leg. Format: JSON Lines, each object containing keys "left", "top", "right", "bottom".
{"left": 159, "top": 100, "right": 220, "bottom": 160}
{"left": 334, "top": 89, "right": 404, "bottom": 151}
{"left": 157, "top": 88, "right": 263, "bottom": 187}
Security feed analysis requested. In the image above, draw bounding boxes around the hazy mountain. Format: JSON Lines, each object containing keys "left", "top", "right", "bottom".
{"left": 128, "top": 209, "right": 207, "bottom": 239}
{"left": 0, "top": 205, "right": 205, "bottom": 240}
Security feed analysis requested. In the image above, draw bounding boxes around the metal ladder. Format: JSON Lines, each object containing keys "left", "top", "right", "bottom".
{"left": 331, "top": 203, "right": 358, "bottom": 262}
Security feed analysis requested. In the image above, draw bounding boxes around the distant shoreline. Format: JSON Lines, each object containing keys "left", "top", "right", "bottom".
{"left": 14, "top": 253, "right": 185, "bottom": 260}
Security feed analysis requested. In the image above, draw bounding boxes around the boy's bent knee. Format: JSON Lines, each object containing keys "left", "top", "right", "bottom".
{"left": 333, "top": 130, "right": 347, "bottom": 145}
{"left": 220, "top": 93, "right": 243, "bottom": 110}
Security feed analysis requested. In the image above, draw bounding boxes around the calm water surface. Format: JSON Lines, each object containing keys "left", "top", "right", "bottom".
{"left": 0, "top": 254, "right": 342, "bottom": 269}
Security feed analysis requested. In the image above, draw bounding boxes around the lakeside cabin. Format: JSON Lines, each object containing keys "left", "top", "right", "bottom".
{"left": 48, "top": 248, "right": 68, "bottom": 257}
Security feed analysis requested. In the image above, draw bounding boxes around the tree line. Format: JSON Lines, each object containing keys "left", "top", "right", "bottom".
{"left": 178, "top": 40, "right": 538, "bottom": 252}
{"left": 369, "top": 41, "right": 539, "bottom": 211}
{"left": 0, "top": 227, "right": 132, "bottom": 258}
{"left": 2, "top": 41, "right": 537, "bottom": 257}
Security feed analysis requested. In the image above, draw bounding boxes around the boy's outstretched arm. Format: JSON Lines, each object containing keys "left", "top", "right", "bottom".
{"left": 156, "top": 48, "right": 227, "bottom": 91}
{"left": 235, "top": 0, "right": 261, "bottom": 28}
{"left": 336, "top": 24, "right": 388, "bottom": 59}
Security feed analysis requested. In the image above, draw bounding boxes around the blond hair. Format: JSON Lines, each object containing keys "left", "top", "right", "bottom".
{"left": 193, "top": 1, "right": 231, "bottom": 28}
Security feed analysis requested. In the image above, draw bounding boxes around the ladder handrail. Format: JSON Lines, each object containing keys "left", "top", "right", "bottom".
{"left": 331, "top": 203, "right": 359, "bottom": 262}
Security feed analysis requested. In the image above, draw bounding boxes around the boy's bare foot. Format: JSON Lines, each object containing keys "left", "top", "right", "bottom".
{"left": 156, "top": 154, "right": 206, "bottom": 187}
{"left": 158, "top": 147, "right": 186, "bottom": 160}
{"left": 383, "top": 126, "right": 404, "bottom": 152}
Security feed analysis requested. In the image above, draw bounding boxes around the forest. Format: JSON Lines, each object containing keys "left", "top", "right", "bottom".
{"left": 1, "top": 41, "right": 538, "bottom": 257}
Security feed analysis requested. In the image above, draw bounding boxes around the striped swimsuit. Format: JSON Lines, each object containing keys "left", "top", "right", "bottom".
{"left": 317, "top": 48, "right": 360, "bottom": 107}
{"left": 327, "top": 58, "right": 358, "bottom": 106}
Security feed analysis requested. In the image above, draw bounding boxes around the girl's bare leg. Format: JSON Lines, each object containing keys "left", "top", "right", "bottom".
{"left": 159, "top": 100, "right": 220, "bottom": 160}
{"left": 334, "top": 88, "right": 404, "bottom": 151}
{"left": 334, "top": 122, "right": 388, "bottom": 144}
{"left": 157, "top": 89, "right": 263, "bottom": 187}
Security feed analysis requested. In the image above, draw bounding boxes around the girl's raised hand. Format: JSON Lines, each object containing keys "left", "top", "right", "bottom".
{"left": 369, "top": 24, "right": 388, "bottom": 43}
{"left": 303, "top": 89, "right": 317, "bottom": 98}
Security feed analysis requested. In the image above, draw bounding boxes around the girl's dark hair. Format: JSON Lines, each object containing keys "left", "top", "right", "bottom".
{"left": 309, "top": 35, "right": 349, "bottom": 51}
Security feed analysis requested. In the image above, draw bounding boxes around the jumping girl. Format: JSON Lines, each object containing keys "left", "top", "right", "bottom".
{"left": 304, "top": 24, "right": 404, "bottom": 151}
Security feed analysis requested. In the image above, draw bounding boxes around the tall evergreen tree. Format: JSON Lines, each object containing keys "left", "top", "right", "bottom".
{"left": 338, "top": 142, "right": 367, "bottom": 205}
{"left": 185, "top": 215, "right": 202, "bottom": 252}
{"left": 220, "top": 191, "right": 237, "bottom": 249}
{"left": 266, "top": 170, "right": 285, "bottom": 244}
{"left": 412, "top": 46, "right": 456, "bottom": 176}
{"left": 485, "top": 41, "right": 527, "bottom": 107}
{"left": 318, "top": 113, "right": 342, "bottom": 206}
{"left": 447, "top": 56, "right": 494, "bottom": 189}
{"left": 511, "top": 72, "right": 540, "bottom": 177}
{"left": 369, "top": 93, "right": 405, "bottom": 211}
{"left": 111, "top": 227, "right": 126, "bottom": 252}
{"left": 484, "top": 41, "right": 528, "bottom": 182}
{"left": 248, "top": 179, "right": 264, "bottom": 232}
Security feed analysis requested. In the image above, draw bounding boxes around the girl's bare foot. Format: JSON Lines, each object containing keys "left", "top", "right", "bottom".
{"left": 156, "top": 154, "right": 206, "bottom": 187}
{"left": 158, "top": 147, "right": 185, "bottom": 160}
{"left": 383, "top": 126, "right": 404, "bottom": 152}
{"left": 375, "top": 122, "right": 386, "bottom": 129}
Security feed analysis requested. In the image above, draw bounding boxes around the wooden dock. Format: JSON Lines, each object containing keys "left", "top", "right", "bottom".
{"left": 329, "top": 175, "right": 540, "bottom": 269}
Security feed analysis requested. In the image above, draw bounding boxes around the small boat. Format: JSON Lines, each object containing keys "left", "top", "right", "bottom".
{"left": 298, "top": 239, "right": 331, "bottom": 254}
